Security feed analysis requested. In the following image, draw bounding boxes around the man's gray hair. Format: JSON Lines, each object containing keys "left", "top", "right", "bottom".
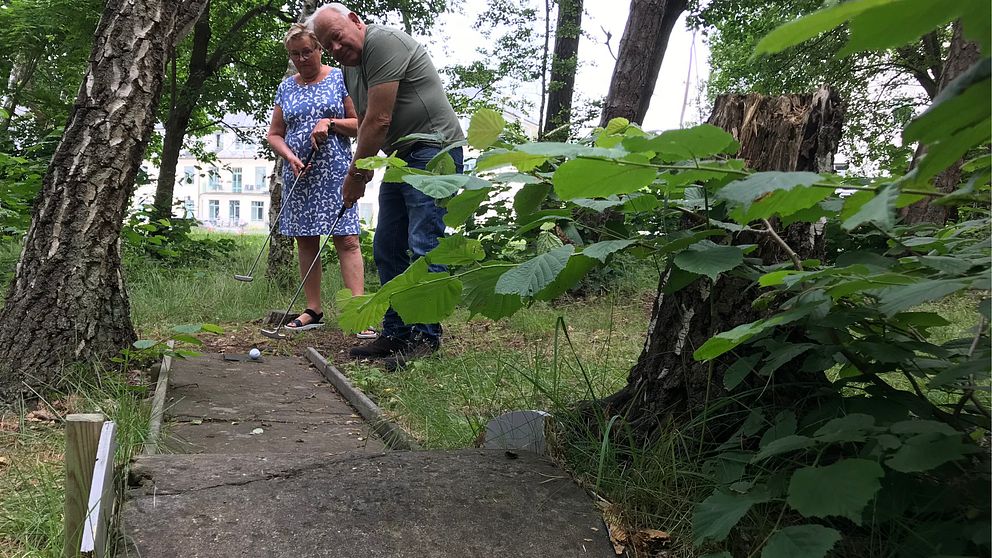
{"left": 305, "top": 3, "right": 355, "bottom": 31}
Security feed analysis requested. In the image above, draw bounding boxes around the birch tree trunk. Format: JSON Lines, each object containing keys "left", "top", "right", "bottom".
{"left": 0, "top": 0, "right": 208, "bottom": 402}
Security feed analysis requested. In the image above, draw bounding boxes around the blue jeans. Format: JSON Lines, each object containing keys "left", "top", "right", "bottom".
{"left": 375, "top": 144, "right": 464, "bottom": 344}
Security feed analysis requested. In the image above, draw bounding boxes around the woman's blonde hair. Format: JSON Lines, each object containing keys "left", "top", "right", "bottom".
{"left": 283, "top": 22, "right": 320, "bottom": 50}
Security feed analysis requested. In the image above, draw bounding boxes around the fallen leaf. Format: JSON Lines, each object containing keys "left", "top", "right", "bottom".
{"left": 607, "top": 522, "right": 627, "bottom": 555}
{"left": 190, "top": 419, "right": 203, "bottom": 425}
{"left": 26, "top": 409, "right": 57, "bottom": 422}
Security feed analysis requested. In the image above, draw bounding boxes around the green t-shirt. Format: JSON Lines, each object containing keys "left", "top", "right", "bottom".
{"left": 342, "top": 25, "right": 464, "bottom": 155}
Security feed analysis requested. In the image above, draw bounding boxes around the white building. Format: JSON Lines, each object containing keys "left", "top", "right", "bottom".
{"left": 136, "top": 108, "right": 539, "bottom": 233}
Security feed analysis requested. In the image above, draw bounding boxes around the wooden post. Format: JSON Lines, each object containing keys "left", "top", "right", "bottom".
{"left": 63, "top": 413, "right": 104, "bottom": 558}
{"left": 81, "top": 420, "right": 117, "bottom": 558}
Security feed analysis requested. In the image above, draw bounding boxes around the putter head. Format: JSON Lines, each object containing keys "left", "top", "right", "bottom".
{"left": 234, "top": 274, "right": 254, "bottom": 282}
{"left": 260, "top": 327, "right": 289, "bottom": 340}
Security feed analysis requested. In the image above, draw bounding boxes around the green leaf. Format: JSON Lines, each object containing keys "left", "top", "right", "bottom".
{"left": 841, "top": 0, "right": 966, "bottom": 56}
{"left": 492, "top": 172, "right": 543, "bottom": 184}
{"left": 718, "top": 171, "right": 821, "bottom": 211}
{"left": 623, "top": 124, "right": 739, "bottom": 161}
{"left": 391, "top": 276, "right": 463, "bottom": 324}
{"left": 886, "top": 432, "right": 975, "bottom": 472}
{"left": 813, "top": 414, "right": 876, "bottom": 444}
{"left": 534, "top": 254, "right": 598, "bottom": 301}
{"left": 693, "top": 487, "right": 772, "bottom": 544}
{"left": 622, "top": 193, "right": 662, "bottom": 212}
{"left": 426, "top": 236, "right": 486, "bottom": 265}
{"left": 403, "top": 174, "right": 469, "bottom": 198}
{"left": 724, "top": 354, "right": 760, "bottom": 390}
{"left": 199, "top": 323, "right": 224, "bottom": 334}
{"left": 761, "top": 525, "right": 841, "bottom": 558}
{"left": 754, "top": 0, "right": 895, "bottom": 56}
{"left": 553, "top": 158, "right": 657, "bottom": 200}
{"left": 694, "top": 306, "right": 816, "bottom": 361}
{"left": 514, "top": 183, "right": 552, "bottom": 218}
{"left": 890, "top": 419, "right": 959, "bottom": 436}
{"left": 786, "top": 459, "right": 884, "bottom": 524}
{"left": 673, "top": 241, "right": 744, "bottom": 281}
{"left": 916, "top": 117, "right": 992, "bottom": 181}
{"left": 170, "top": 334, "right": 203, "bottom": 346}
{"left": 476, "top": 149, "right": 547, "bottom": 172}
{"left": 571, "top": 197, "right": 626, "bottom": 212}
{"left": 467, "top": 108, "right": 506, "bottom": 150}
{"left": 516, "top": 142, "right": 618, "bottom": 158}
{"left": 581, "top": 240, "right": 636, "bottom": 262}
{"left": 905, "top": 60, "right": 990, "bottom": 144}
{"left": 752, "top": 435, "right": 816, "bottom": 462}
{"left": 171, "top": 324, "right": 202, "bottom": 334}
{"left": 427, "top": 152, "right": 456, "bottom": 175}
{"left": 339, "top": 260, "right": 430, "bottom": 332}
{"left": 536, "top": 231, "right": 564, "bottom": 254}
{"left": 443, "top": 187, "right": 491, "bottom": 227}
{"left": 661, "top": 267, "right": 701, "bottom": 294}
{"left": 461, "top": 264, "right": 524, "bottom": 320}
{"left": 495, "top": 245, "right": 575, "bottom": 297}
{"left": 917, "top": 255, "right": 977, "bottom": 274}
{"left": 963, "top": 0, "right": 991, "bottom": 54}
{"left": 133, "top": 339, "right": 158, "bottom": 350}
{"left": 842, "top": 185, "right": 898, "bottom": 231}
{"left": 876, "top": 280, "right": 968, "bottom": 316}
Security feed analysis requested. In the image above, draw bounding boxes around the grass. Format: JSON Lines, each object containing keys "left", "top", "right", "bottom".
{"left": 0, "top": 365, "right": 153, "bottom": 558}
{"left": 0, "top": 232, "right": 987, "bottom": 558}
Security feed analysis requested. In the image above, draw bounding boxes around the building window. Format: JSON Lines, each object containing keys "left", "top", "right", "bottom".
{"left": 208, "top": 200, "right": 219, "bottom": 220}
{"left": 229, "top": 200, "right": 240, "bottom": 221}
{"left": 184, "top": 197, "right": 195, "bottom": 216}
{"left": 183, "top": 166, "right": 195, "bottom": 185}
{"left": 215, "top": 132, "right": 223, "bottom": 151}
{"left": 251, "top": 201, "right": 264, "bottom": 221}
{"left": 255, "top": 166, "right": 267, "bottom": 190}
{"left": 208, "top": 169, "right": 220, "bottom": 190}
{"left": 231, "top": 168, "right": 242, "bottom": 193}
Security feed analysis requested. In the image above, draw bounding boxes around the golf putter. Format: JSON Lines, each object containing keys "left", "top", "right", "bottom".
{"left": 234, "top": 146, "right": 320, "bottom": 282}
{"left": 261, "top": 204, "right": 349, "bottom": 340}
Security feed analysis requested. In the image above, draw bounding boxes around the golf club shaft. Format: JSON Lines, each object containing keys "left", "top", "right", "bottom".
{"left": 270, "top": 204, "right": 349, "bottom": 336}
{"left": 238, "top": 146, "right": 320, "bottom": 280}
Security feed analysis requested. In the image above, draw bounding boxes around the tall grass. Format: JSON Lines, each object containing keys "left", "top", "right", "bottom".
{"left": 0, "top": 363, "right": 152, "bottom": 557}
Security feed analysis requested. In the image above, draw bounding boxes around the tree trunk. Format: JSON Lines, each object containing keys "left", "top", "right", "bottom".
{"left": 902, "top": 21, "right": 981, "bottom": 225}
{"left": 265, "top": 157, "right": 296, "bottom": 287}
{"left": 542, "top": 0, "right": 583, "bottom": 141}
{"left": 151, "top": 2, "right": 212, "bottom": 221}
{"left": 0, "top": 0, "right": 208, "bottom": 402}
{"left": 601, "top": 86, "right": 845, "bottom": 434}
{"left": 599, "top": 0, "right": 688, "bottom": 126}
{"left": 0, "top": 53, "right": 40, "bottom": 139}
{"left": 264, "top": 0, "right": 317, "bottom": 285}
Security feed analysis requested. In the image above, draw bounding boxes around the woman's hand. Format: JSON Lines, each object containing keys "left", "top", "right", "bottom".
{"left": 311, "top": 118, "right": 332, "bottom": 149}
{"left": 288, "top": 154, "right": 306, "bottom": 177}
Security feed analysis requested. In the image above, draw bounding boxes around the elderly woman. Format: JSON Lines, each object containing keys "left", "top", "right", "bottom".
{"left": 267, "top": 23, "right": 373, "bottom": 337}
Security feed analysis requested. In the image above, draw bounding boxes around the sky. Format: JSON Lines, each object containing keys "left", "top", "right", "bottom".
{"left": 416, "top": 2, "right": 712, "bottom": 134}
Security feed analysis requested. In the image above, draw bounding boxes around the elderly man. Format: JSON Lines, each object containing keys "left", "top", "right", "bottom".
{"left": 308, "top": 3, "right": 465, "bottom": 370}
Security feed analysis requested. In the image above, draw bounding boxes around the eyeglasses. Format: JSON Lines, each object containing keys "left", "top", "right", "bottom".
{"left": 289, "top": 48, "right": 319, "bottom": 60}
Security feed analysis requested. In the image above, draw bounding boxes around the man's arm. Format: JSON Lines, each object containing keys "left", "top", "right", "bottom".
{"left": 342, "top": 80, "right": 399, "bottom": 206}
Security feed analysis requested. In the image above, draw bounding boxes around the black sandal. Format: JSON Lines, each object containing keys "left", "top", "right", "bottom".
{"left": 285, "top": 309, "right": 324, "bottom": 332}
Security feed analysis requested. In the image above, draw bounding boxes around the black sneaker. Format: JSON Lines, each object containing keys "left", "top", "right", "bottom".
{"left": 382, "top": 338, "right": 439, "bottom": 371}
{"left": 349, "top": 335, "right": 407, "bottom": 359}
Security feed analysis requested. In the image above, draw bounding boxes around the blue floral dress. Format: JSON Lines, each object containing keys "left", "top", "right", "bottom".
{"left": 274, "top": 68, "right": 359, "bottom": 236}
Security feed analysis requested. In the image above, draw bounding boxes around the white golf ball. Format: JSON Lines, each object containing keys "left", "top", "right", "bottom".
{"left": 249, "top": 348, "right": 261, "bottom": 360}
